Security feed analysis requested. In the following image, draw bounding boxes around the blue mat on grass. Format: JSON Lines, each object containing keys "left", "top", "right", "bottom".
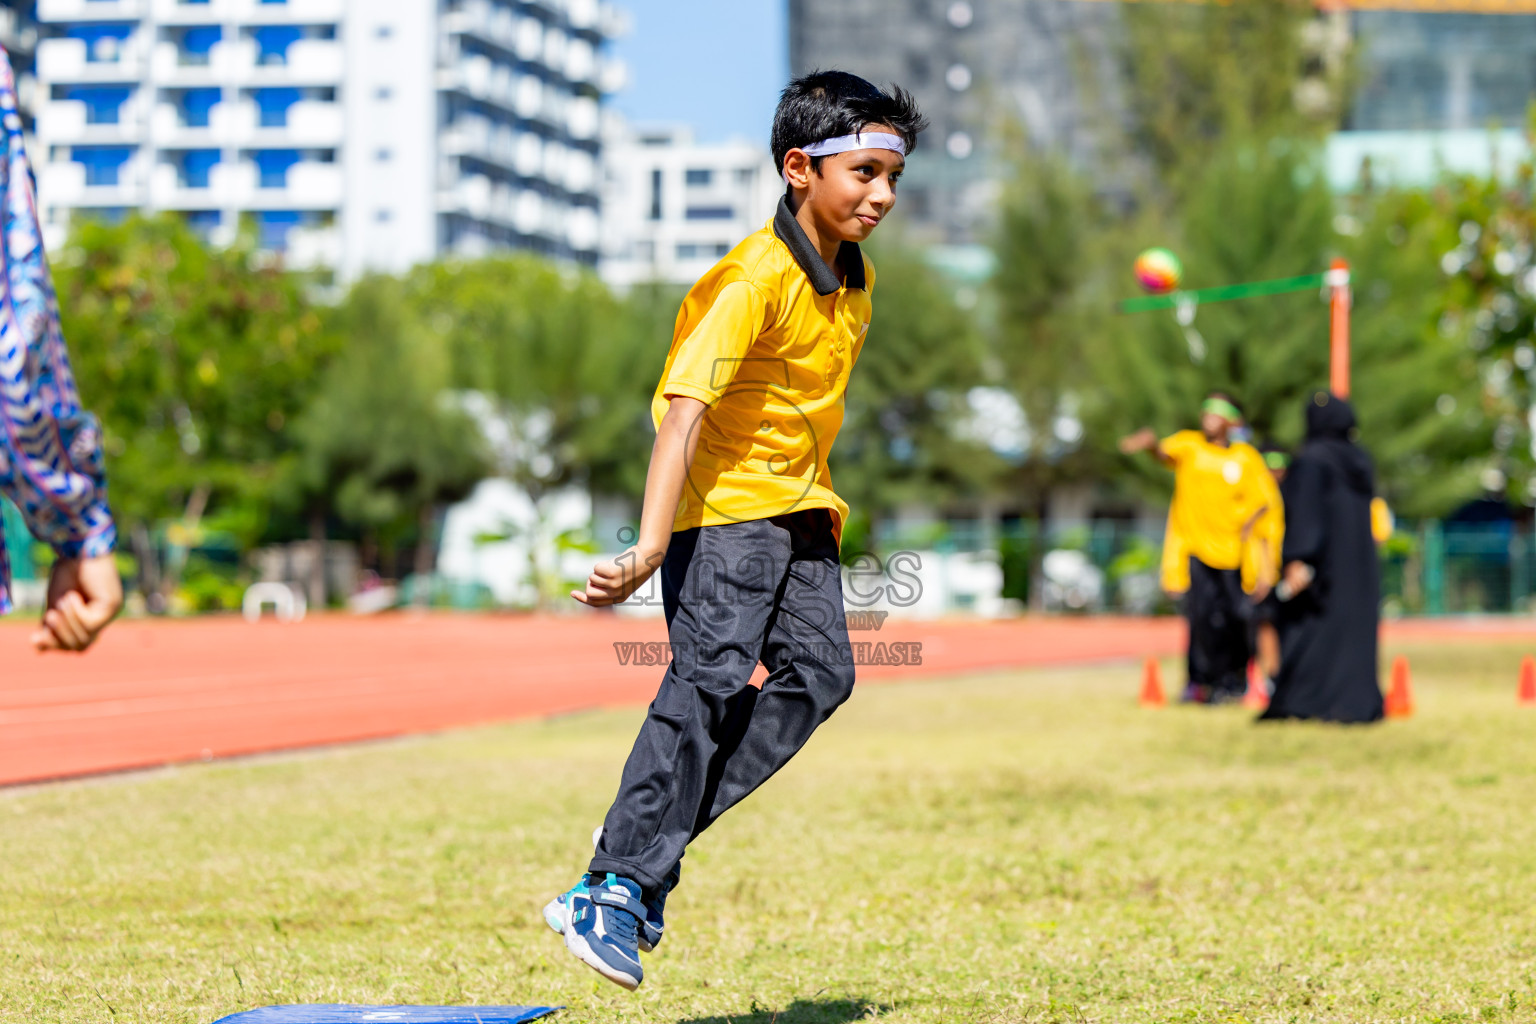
{"left": 211, "top": 1007, "right": 558, "bottom": 1023}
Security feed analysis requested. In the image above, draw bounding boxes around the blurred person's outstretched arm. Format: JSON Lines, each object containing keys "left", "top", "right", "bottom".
{"left": 0, "top": 47, "right": 121, "bottom": 650}
{"left": 1119, "top": 427, "right": 1174, "bottom": 467}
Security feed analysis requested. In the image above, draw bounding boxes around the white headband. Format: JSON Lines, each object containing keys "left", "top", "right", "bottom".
{"left": 782, "top": 131, "right": 906, "bottom": 184}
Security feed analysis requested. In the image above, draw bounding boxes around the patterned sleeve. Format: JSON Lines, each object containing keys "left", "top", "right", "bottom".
{"left": 0, "top": 46, "right": 115, "bottom": 568}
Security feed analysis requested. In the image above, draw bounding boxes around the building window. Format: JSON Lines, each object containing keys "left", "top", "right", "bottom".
{"left": 67, "top": 24, "right": 132, "bottom": 64}
{"left": 375, "top": 208, "right": 391, "bottom": 223}
{"left": 715, "top": 243, "right": 731, "bottom": 257}
{"left": 65, "top": 86, "right": 130, "bottom": 125}
{"left": 376, "top": 148, "right": 391, "bottom": 162}
{"left": 253, "top": 87, "right": 301, "bottom": 127}
{"left": 253, "top": 149, "right": 300, "bottom": 188}
{"left": 734, "top": 167, "right": 754, "bottom": 186}
{"left": 685, "top": 168, "right": 712, "bottom": 187}
{"left": 178, "top": 25, "right": 220, "bottom": 66}
{"left": 685, "top": 206, "right": 733, "bottom": 221}
{"left": 177, "top": 149, "right": 220, "bottom": 188}
{"left": 375, "top": 86, "right": 392, "bottom": 101}
{"left": 182, "top": 210, "right": 220, "bottom": 245}
{"left": 252, "top": 25, "right": 303, "bottom": 65}
{"left": 376, "top": 25, "right": 393, "bottom": 38}
{"left": 648, "top": 168, "right": 662, "bottom": 221}
{"left": 256, "top": 210, "right": 302, "bottom": 250}
{"left": 676, "top": 243, "right": 700, "bottom": 259}
{"left": 177, "top": 88, "right": 221, "bottom": 128}
{"left": 634, "top": 240, "right": 654, "bottom": 261}
{"left": 72, "top": 146, "right": 133, "bottom": 187}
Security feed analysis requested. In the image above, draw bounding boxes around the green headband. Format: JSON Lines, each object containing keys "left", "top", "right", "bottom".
{"left": 1264, "top": 451, "right": 1291, "bottom": 470}
{"left": 1203, "top": 397, "right": 1243, "bottom": 424}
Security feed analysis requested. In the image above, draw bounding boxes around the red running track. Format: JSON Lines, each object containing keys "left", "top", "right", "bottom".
{"left": 1, "top": 613, "right": 1531, "bottom": 787}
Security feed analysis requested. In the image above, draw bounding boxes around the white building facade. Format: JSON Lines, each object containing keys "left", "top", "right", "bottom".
{"left": 33, "top": 0, "right": 620, "bottom": 279}
{"left": 600, "top": 121, "right": 780, "bottom": 290}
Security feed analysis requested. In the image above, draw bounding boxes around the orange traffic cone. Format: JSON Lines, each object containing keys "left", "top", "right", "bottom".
{"left": 1384, "top": 655, "right": 1414, "bottom": 718}
{"left": 1243, "top": 659, "right": 1270, "bottom": 711}
{"left": 1519, "top": 656, "right": 1536, "bottom": 706}
{"left": 1140, "top": 656, "right": 1166, "bottom": 708}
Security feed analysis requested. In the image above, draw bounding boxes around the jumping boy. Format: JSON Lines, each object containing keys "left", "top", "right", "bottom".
{"left": 544, "top": 71, "right": 925, "bottom": 990}
{"left": 1120, "top": 393, "right": 1273, "bottom": 703}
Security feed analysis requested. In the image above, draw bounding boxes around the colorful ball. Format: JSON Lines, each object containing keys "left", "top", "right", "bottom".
{"left": 1134, "top": 247, "right": 1183, "bottom": 294}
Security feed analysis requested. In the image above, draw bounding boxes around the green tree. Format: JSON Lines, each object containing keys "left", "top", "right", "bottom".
{"left": 53, "top": 215, "right": 333, "bottom": 600}
{"left": 401, "top": 257, "right": 660, "bottom": 508}
{"left": 1340, "top": 185, "right": 1493, "bottom": 516}
{"left": 1117, "top": 0, "right": 1344, "bottom": 196}
{"left": 832, "top": 240, "right": 997, "bottom": 552}
{"left": 991, "top": 150, "right": 1106, "bottom": 515}
{"left": 282, "top": 276, "right": 488, "bottom": 598}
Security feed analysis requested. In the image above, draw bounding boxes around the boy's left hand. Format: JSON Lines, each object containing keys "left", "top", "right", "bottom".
{"left": 571, "top": 547, "right": 665, "bottom": 607}
{"left": 33, "top": 553, "right": 123, "bottom": 652}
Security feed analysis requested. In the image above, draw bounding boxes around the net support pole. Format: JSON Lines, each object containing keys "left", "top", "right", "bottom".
{"left": 1327, "top": 258, "right": 1352, "bottom": 398}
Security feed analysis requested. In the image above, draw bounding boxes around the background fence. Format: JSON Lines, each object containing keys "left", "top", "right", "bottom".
{"left": 868, "top": 518, "right": 1536, "bottom": 617}
{"left": 5, "top": 498, "right": 1533, "bottom": 616}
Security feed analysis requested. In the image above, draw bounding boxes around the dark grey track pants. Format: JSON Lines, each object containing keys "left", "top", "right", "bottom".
{"left": 588, "top": 508, "right": 856, "bottom": 896}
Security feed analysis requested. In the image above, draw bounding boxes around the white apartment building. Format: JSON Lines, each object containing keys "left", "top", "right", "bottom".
{"left": 33, "top": 0, "right": 621, "bottom": 280}
{"left": 600, "top": 121, "right": 780, "bottom": 290}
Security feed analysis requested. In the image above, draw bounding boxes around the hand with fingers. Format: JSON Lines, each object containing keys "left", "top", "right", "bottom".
{"left": 1275, "top": 560, "right": 1315, "bottom": 603}
{"left": 571, "top": 547, "right": 665, "bottom": 607}
{"left": 32, "top": 554, "right": 123, "bottom": 652}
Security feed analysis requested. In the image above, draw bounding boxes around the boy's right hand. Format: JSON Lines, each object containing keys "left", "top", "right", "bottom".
{"left": 571, "top": 547, "right": 665, "bottom": 607}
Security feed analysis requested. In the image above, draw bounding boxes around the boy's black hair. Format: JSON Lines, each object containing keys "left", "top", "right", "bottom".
{"left": 771, "top": 70, "right": 927, "bottom": 179}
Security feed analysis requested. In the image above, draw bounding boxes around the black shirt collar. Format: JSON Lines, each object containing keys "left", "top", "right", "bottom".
{"left": 772, "top": 195, "right": 866, "bottom": 295}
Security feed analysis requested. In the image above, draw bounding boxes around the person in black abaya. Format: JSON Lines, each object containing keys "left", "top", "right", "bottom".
{"left": 1261, "top": 392, "right": 1384, "bottom": 723}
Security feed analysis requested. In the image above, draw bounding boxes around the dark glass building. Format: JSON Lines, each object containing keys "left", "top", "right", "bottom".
{"left": 1348, "top": 10, "right": 1536, "bottom": 132}
{"left": 788, "top": 0, "right": 1122, "bottom": 247}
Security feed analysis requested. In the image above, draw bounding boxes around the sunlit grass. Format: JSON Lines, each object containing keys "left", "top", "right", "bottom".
{"left": 5, "top": 640, "right": 1536, "bottom": 1023}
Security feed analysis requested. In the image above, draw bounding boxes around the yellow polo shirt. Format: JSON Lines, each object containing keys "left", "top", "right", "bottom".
{"left": 653, "top": 199, "right": 874, "bottom": 545}
{"left": 1157, "top": 430, "right": 1272, "bottom": 586}
{"left": 1371, "top": 497, "right": 1394, "bottom": 544}
{"left": 1241, "top": 475, "right": 1284, "bottom": 593}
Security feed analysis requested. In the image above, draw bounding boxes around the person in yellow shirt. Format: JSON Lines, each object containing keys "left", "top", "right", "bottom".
{"left": 546, "top": 71, "right": 926, "bottom": 991}
{"left": 1121, "top": 393, "right": 1272, "bottom": 702}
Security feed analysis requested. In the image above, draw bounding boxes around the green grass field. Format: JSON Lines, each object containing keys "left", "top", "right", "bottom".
{"left": 6, "top": 641, "right": 1536, "bottom": 1024}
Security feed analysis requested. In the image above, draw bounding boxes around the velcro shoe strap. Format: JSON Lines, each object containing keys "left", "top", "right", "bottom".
{"left": 591, "top": 888, "right": 646, "bottom": 918}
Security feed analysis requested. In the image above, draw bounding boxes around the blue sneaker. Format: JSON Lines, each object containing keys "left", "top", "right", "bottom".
{"left": 584, "top": 826, "right": 680, "bottom": 953}
{"left": 547, "top": 864, "right": 678, "bottom": 953}
{"left": 564, "top": 873, "right": 645, "bottom": 990}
